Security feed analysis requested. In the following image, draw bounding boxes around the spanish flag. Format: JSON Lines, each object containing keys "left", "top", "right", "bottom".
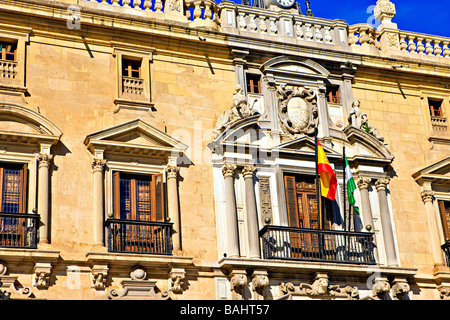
{"left": 317, "top": 138, "right": 337, "bottom": 201}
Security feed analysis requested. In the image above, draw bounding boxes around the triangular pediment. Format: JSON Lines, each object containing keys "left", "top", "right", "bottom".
{"left": 275, "top": 136, "right": 339, "bottom": 156}
{"left": 84, "top": 119, "right": 187, "bottom": 158}
{"left": 413, "top": 156, "right": 450, "bottom": 186}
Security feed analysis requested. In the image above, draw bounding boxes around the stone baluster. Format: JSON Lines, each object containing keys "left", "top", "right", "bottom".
{"left": 443, "top": 42, "right": 450, "bottom": 58}
{"left": 37, "top": 154, "right": 53, "bottom": 244}
{"left": 204, "top": 1, "right": 212, "bottom": 20}
{"left": 111, "top": 0, "right": 120, "bottom": 6}
{"left": 269, "top": 17, "right": 277, "bottom": 35}
{"left": 433, "top": 40, "right": 443, "bottom": 57}
{"left": 421, "top": 189, "right": 445, "bottom": 266}
{"left": 416, "top": 37, "right": 425, "bottom": 54}
{"left": 399, "top": 34, "right": 408, "bottom": 51}
{"left": 248, "top": 14, "right": 257, "bottom": 32}
{"left": 167, "top": 166, "right": 181, "bottom": 253}
{"left": 407, "top": 35, "right": 417, "bottom": 53}
{"left": 143, "top": 0, "right": 152, "bottom": 11}
{"left": 425, "top": 39, "right": 434, "bottom": 56}
{"left": 242, "top": 166, "right": 260, "bottom": 259}
{"left": 259, "top": 15, "right": 267, "bottom": 33}
{"left": 222, "top": 164, "right": 240, "bottom": 258}
{"left": 193, "top": 0, "right": 202, "bottom": 21}
{"left": 375, "top": 178, "right": 398, "bottom": 266}
{"left": 91, "top": 158, "right": 107, "bottom": 247}
{"left": 154, "top": 0, "right": 163, "bottom": 12}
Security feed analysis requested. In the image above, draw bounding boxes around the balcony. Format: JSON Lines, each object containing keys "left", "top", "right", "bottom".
{"left": 0, "top": 213, "right": 39, "bottom": 249}
{"left": 259, "top": 225, "right": 376, "bottom": 265}
{"left": 105, "top": 219, "right": 173, "bottom": 255}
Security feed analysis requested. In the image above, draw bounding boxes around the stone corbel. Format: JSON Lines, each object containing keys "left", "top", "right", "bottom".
{"left": 438, "top": 286, "right": 450, "bottom": 300}
{"left": 33, "top": 262, "right": 52, "bottom": 289}
{"left": 230, "top": 270, "right": 247, "bottom": 300}
{"left": 91, "top": 265, "right": 109, "bottom": 290}
{"left": 391, "top": 278, "right": 410, "bottom": 300}
{"left": 169, "top": 267, "right": 186, "bottom": 294}
{"left": 251, "top": 270, "right": 269, "bottom": 300}
{"left": 371, "top": 277, "right": 391, "bottom": 300}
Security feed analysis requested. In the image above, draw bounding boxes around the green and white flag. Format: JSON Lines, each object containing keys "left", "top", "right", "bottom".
{"left": 344, "top": 154, "right": 360, "bottom": 215}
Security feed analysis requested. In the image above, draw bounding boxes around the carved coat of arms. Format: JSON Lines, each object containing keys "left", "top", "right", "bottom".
{"left": 277, "top": 84, "right": 318, "bottom": 136}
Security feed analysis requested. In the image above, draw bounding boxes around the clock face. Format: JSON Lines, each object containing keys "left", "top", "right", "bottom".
{"left": 275, "top": 0, "right": 295, "bottom": 8}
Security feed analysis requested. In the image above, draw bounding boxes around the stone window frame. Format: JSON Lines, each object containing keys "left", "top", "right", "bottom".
{"left": 420, "top": 90, "right": 449, "bottom": 135}
{"left": 112, "top": 43, "right": 155, "bottom": 114}
{"left": 0, "top": 25, "right": 31, "bottom": 94}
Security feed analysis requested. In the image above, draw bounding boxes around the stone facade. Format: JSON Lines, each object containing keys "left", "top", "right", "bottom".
{"left": 0, "top": 0, "right": 449, "bottom": 300}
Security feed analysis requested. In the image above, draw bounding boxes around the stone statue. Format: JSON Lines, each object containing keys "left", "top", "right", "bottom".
{"left": 348, "top": 99, "right": 384, "bottom": 141}
{"left": 215, "top": 84, "right": 259, "bottom": 132}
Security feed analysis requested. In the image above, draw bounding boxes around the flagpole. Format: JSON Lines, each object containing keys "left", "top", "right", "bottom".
{"left": 343, "top": 146, "right": 347, "bottom": 231}
{"left": 314, "top": 128, "right": 321, "bottom": 228}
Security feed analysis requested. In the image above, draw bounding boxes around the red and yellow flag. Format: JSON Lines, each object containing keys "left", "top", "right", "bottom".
{"left": 317, "top": 138, "right": 337, "bottom": 201}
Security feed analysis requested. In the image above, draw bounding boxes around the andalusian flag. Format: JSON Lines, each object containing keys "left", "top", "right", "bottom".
{"left": 317, "top": 139, "right": 337, "bottom": 201}
{"left": 344, "top": 154, "right": 360, "bottom": 215}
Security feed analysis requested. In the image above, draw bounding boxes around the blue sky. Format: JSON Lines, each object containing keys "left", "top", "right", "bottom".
{"left": 226, "top": 0, "right": 450, "bottom": 38}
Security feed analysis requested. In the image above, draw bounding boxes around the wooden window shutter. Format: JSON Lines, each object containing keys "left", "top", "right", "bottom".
{"left": 0, "top": 167, "right": 3, "bottom": 211}
{"left": 152, "top": 174, "right": 164, "bottom": 222}
{"left": 439, "top": 200, "right": 450, "bottom": 241}
{"left": 19, "top": 163, "right": 27, "bottom": 213}
{"left": 284, "top": 176, "right": 299, "bottom": 228}
{"left": 113, "top": 172, "right": 121, "bottom": 219}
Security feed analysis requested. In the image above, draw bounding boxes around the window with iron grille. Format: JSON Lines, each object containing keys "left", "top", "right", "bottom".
{"left": 0, "top": 162, "right": 27, "bottom": 214}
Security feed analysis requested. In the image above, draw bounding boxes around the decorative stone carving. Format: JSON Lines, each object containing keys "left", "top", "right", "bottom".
{"left": 167, "top": 165, "right": 180, "bottom": 179}
{"left": 277, "top": 84, "right": 318, "bottom": 136}
{"left": 251, "top": 271, "right": 269, "bottom": 300}
{"left": 166, "top": 0, "right": 182, "bottom": 12}
{"left": 108, "top": 266, "right": 169, "bottom": 300}
{"left": 356, "top": 176, "right": 372, "bottom": 189}
{"left": 216, "top": 84, "right": 259, "bottom": 132}
{"left": 33, "top": 262, "right": 52, "bottom": 289}
{"left": 169, "top": 268, "right": 186, "bottom": 294}
{"left": 372, "top": 279, "right": 391, "bottom": 300}
{"left": 0, "top": 260, "right": 33, "bottom": 299}
{"left": 391, "top": 280, "right": 410, "bottom": 300}
{"left": 222, "top": 164, "right": 237, "bottom": 178}
{"left": 349, "top": 100, "right": 384, "bottom": 141}
{"left": 374, "top": 178, "right": 390, "bottom": 191}
{"left": 91, "top": 158, "right": 107, "bottom": 173}
{"left": 230, "top": 271, "right": 247, "bottom": 300}
{"left": 439, "top": 287, "right": 450, "bottom": 300}
{"left": 242, "top": 165, "right": 256, "bottom": 179}
{"left": 37, "top": 153, "right": 53, "bottom": 168}
{"left": 374, "top": 0, "right": 396, "bottom": 24}
{"left": 258, "top": 177, "right": 273, "bottom": 224}
{"left": 420, "top": 190, "right": 435, "bottom": 203}
{"left": 91, "top": 265, "right": 108, "bottom": 290}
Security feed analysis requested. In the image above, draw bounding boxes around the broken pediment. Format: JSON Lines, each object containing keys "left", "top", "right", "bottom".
{"left": 84, "top": 119, "right": 188, "bottom": 159}
{"left": 343, "top": 126, "right": 394, "bottom": 161}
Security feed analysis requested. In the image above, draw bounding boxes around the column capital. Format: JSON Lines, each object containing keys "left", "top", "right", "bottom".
{"left": 242, "top": 165, "right": 256, "bottom": 179}
{"left": 91, "top": 158, "right": 107, "bottom": 173}
{"left": 421, "top": 190, "right": 435, "bottom": 203}
{"left": 356, "top": 176, "right": 372, "bottom": 189}
{"left": 166, "top": 166, "right": 180, "bottom": 179}
{"left": 374, "top": 178, "right": 390, "bottom": 191}
{"left": 37, "top": 154, "right": 53, "bottom": 169}
{"left": 222, "top": 164, "right": 237, "bottom": 177}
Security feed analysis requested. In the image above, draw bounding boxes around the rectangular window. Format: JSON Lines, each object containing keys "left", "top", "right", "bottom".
{"left": 326, "top": 85, "right": 340, "bottom": 104}
{"left": 0, "top": 163, "right": 27, "bottom": 213}
{"left": 0, "top": 41, "right": 17, "bottom": 62}
{"left": 429, "top": 98, "right": 444, "bottom": 117}
{"left": 113, "top": 172, "right": 164, "bottom": 221}
{"left": 122, "top": 58, "right": 142, "bottom": 79}
{"left": 246, "top": 74, "right": 261, "bottom": 94}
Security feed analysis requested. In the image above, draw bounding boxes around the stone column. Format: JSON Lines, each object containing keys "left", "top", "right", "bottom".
{"left": 91, "top": 158, "right": 106, "bottom": 247}
{"left": 375, "top": 178, "right": 397, "bottom": 266}
{"left": 356, "top": 176, "right": 379, "bottom": 262}
{"left": 421, "top": 190, "right": 445, "bottom": 266}
{"left": 167, "top": 166, "right": 181, "bottom": 253}
{"left": 37, "top": 154, "right": 53, "bottom": 244}
{"left": 242, "top": 166, "right": 260, "bottom": 259}
{"left": 222, "top": 164, "right": 239, "bottom": 258}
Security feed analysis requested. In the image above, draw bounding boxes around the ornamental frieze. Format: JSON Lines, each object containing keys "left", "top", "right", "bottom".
{"left": 276, "top": 84, "right": 318, "bottom": 136}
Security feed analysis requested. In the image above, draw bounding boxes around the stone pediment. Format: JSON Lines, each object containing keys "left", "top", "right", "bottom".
{"left": 413, "top": 156, "right": 450, "bottom": 186}
{"left": 84, "top": 119, "right": 188, "bottom": 158}
{"left": 261, "top": 56, "right": 331, "bottom": 81}
{"left": 343, "top": 126, "right": 394, "bottom": 161}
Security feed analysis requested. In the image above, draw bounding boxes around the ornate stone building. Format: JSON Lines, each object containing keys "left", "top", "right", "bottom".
{"left": 0, "top": 0, "right": 449, "bottom": 300}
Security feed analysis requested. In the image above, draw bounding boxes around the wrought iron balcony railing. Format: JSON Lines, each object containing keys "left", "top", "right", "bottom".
{"left": 0, "top": 212, "right": 39, "bottom": 249}
{"left": 105, "top": 219, "right": 173, "bottom": 255}
{"left": 259, "top": 225, "right": 376, "bottom": 265}
{"left": 442, "top": 242, "right": 450, "bottom": 268}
